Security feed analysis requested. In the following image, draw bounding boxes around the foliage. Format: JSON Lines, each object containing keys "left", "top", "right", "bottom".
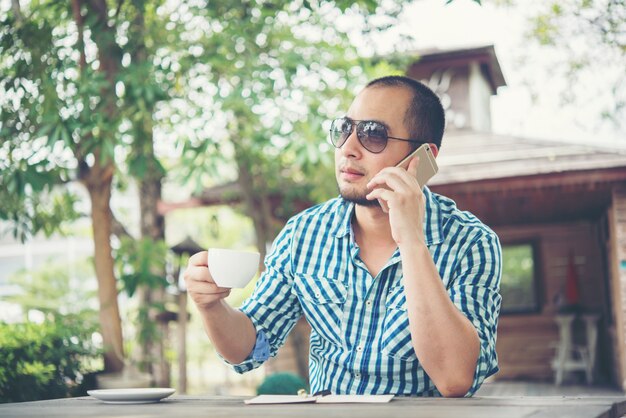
{"left": 529, "top": 0, "right": 624, "bottom": 51}
{"left": 0, "top": 257, "right": 102, "bottom": 402}
{"left": 0, "top": 0, "right": 482, "bottom": 243}
{"left": 0, "top": 0, "right": 129, "bottom": 371}
{"left": 4, "top": 258, "right": 98, "bottom": 321}
{"left": 165, "top": 206, "right": 254, "bottom": 249}
{"left": 0, "top": 0, "right": 118, "bottom": 239}
{"left": 497, "top": 0, "right": 625, "bottom": 131}
{"left": 166, "top": 1, "right": 410, "bottom": 216}
{"left": 115, "top": 237, "right": 170, "bottom": 298}
{"left": 0, "top": 319, "right": 101, "bottom": 403}
{"left": 0, "top": 165, "right": 81, "bottom": 243}
{"left": 114, "top": 236, "right": 170, "bottom": 360}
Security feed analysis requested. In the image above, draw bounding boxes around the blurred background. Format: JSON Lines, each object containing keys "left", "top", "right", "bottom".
{"left": 1, "top": 0, "right": 624, "bottom": 403}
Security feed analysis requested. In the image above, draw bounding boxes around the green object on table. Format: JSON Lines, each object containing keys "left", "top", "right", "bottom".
{"left": 256, "top": 372, "right": 308, "bottom": 395}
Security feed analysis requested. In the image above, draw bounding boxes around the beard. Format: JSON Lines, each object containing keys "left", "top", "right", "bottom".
{"left": 335, "top": 160, "right": 380, "bottom": 208}
{"left": 338, "top": 185, "right": 380, "bottom": 208}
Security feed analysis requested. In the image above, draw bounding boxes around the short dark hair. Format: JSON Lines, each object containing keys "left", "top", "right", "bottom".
{"left": 366, "top": 75, "right": 445, "bottom": 149}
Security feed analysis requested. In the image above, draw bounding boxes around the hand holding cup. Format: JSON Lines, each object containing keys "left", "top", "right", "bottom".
{"left": 184, "top": 248, "right": 260, "bottom": 312}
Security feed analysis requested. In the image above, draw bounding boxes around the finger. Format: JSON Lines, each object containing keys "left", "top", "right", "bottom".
{"left": 378, "top": 198, "right": 389, "bottom": 214}
{"left": 189, "top": 285, "right": 231, "bottom": 296}
{"left": 189, "top": 290, "right": 231, "bottom": 308}
{"left": 185, "top": 275, "right": 231, "bottom": 293}
{"left": 367, "top": 171, "right": 402, "bottom": 189}
{"left": 366, "top": 188, "right": 394, "bottom": 203}
{"left": 188, "top": 251, "right": 208, "bottom": 267}
{"left": 184, "top": 265, "right": 214, "bottom": 284}
{"left": 407, "top": 156, "right": 420, "bottom": 178}
{"left": 367, "top": 169, "right": 414, "bottom": 192}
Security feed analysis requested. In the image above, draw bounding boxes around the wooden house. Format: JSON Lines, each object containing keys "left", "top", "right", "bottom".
{"left": 408, "top": 46, "right": 626, "bottom": 387}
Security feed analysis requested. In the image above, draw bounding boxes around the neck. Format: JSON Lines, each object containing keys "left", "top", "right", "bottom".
{"left": 353, "top": 204, "right": 395, "bottom": 246}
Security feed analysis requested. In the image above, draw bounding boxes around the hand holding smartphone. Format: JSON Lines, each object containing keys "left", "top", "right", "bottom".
{"left": 396, "top": 143, "right": 439, "bottom": 188}
{"left": 370, "top": 143, "right": 438, "bottom": 213}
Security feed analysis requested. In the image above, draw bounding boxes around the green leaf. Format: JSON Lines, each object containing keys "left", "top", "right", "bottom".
{"left": 22, "top": 168, "right": 53, "bottom": 193}
{"left": 129, "top": 154, "right": 147, "bottom": 178}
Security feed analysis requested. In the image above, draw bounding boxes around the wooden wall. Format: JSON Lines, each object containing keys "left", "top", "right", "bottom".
{"left": 493, "top": 220, "right": 612, "bottom": 382}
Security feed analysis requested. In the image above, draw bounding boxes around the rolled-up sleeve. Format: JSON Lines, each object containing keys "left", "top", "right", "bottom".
{"left": 226, "top": 218, "right": 303, "bottom": 373}
{"left": 447, "top": 231, "right": 502, "bottom": 396}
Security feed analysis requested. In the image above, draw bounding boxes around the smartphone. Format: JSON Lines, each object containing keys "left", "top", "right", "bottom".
{"left": 396, "top": 143, "right": 438, "bottom": 188}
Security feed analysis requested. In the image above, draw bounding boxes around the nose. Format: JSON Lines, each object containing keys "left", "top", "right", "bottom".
{"left": 338, "top": 125, "right": 363, "bottom": 159}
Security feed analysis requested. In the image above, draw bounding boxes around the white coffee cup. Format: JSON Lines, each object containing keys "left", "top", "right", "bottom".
{"left": 207, "top": 248, "right": 260, "bottom": 288}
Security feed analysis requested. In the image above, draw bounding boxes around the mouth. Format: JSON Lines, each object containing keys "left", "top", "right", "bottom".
{"left": 339, "top": 167, "right": 365, "bottom": 181}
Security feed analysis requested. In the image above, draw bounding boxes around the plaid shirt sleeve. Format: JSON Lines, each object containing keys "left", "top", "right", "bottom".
{"left": 225, "top": 218, "right": 303, "bottom": 373}
{"left": 447, "top": 230, "right": 502, "bottom": 397}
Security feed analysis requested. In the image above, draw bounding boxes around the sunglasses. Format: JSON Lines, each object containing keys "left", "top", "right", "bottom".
{"left": 329, "top": 117, "right": 427, "bottom": 154}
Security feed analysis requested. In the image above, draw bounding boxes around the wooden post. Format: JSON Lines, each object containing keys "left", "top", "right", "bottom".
{"left": 158, "top": 316, "right": 171, "bottom": 387}
{"left": 178, "top": 290, "right": 188, "bottom": 394}
{"left": 607, "top": 186, "right": 626, "bottom": 390}
{"left": 170, "top": 243, "right": 203, "bottom": 393}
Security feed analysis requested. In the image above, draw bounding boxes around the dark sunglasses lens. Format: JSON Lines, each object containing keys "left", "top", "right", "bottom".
{"left": 330, "top": 118, "right": 352, "bottom": 148}
{"left": 357, "top": 121, "right": 388, "bottom": 153}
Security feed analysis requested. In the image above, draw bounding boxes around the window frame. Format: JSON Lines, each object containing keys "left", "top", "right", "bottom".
{"left": 499, "top": 239, "right": 543, "bottom": 315}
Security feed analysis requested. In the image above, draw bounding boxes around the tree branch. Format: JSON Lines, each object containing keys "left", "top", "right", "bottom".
{"left": 111, "top": 213, "right": 133, "bottom": 240}
{"left": 115, "top": 0, "right": 124, "bottom": 19}
{"left": 85, "top": 0, "right": 107, "bottom": 21}
{"left": 71, "top": 0, "right": 87, "bottom": 71}
{"left": 11, "top": 0, "right": 22, "bottom": 24}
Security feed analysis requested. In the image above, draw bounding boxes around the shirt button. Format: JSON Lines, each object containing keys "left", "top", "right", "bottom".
{"left": 315, "top": 292, "right": 321, "bottom": 298}
{"left": 365, "top": 301, "right": 372, "bottom": 306}
{"left": 357, "top": 345, "right": 363, "bottom": 352}
{"left": 355, "top": 372, "right": 361, "bottom": 378}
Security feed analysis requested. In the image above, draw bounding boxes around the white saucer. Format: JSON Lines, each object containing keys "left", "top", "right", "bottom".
{"left": 87, "top": 388, "right": 175, "bottom": 404}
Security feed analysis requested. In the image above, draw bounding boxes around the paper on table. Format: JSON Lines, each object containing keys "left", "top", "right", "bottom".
{"left": 244, "top": 394, "right": 394, "bottom": 405}
{"left": 244, "top": 395, "right": 317, "bottom": 404}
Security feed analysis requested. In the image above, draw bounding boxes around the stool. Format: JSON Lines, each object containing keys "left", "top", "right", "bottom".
{"left": 552, "top": 313, "right": 599, "bottom": 385}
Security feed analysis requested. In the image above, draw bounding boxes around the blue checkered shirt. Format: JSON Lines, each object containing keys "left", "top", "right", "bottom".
{"left": 230, "top": 187, "right": 502, "bottom": 397}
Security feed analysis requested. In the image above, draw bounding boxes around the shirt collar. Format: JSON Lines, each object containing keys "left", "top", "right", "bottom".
{"left": 422, "top": 186, "right": 444, "bottom": 245}
{"left": 332, "top": 198, "right": 354, "bottom": 239}
{"left": 332, "top": 186, "right": 444, "bottom": 246}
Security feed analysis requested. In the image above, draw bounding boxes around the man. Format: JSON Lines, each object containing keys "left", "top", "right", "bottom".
{"left": 184, "top": 75, "right": 502, "bottom": 397}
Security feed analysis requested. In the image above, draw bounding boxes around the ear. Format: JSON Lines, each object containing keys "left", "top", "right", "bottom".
{"left": 429, "top": 143, "right": 440, "bottom": 158}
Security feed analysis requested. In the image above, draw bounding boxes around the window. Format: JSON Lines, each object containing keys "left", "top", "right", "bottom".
{"left": 500, "top": 243, "right": 540, "bottom": 314}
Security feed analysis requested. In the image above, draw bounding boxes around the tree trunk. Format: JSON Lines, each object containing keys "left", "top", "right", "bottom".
{"left": 79, "top": 0, "right": 124, "bottom": 374}
{"left": 230, "top": 115, "right": 275, "bottom": 262}
{"left": 235, "top": 153, "right": 273, "bottom": 265}
{"left": 126, "top": 2, "right": 170, "bottom": 386}
{"left": 139, "top": 163, "right": 164, "bottom": 241}
{"left": 138, "top": 164, "right": 169, "bottom": 387}
{"left": 86, "top": 162, "right": 124, "bottom": 373}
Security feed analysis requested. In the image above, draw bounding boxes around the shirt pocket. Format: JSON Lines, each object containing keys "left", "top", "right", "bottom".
{"left": 381, "top": 285, "right": 417, "bottom": 361}
{"left": 294, "top": 274, "right": 347, "bottom": 347}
